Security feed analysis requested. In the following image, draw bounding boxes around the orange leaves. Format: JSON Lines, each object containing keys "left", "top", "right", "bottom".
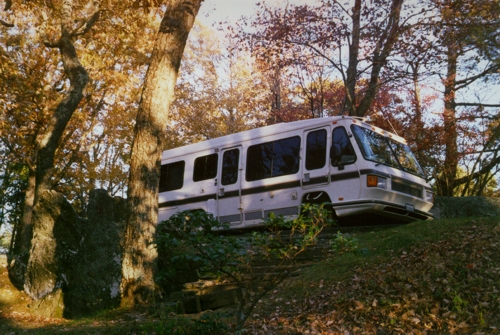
{"left": 352, "top": 300, "right": 364, "bottom": 310}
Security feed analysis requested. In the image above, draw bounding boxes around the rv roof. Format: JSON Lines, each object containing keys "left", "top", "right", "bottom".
{"left": 162, "top": 116, "right": 405, "bottom": 161}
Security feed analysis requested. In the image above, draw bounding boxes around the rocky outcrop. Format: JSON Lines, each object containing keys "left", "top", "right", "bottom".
{"left": 22, "top": 189, "right": 127, "bottom": 318}
{"left": 24, "top": 190, "right": 83, "bottom": 302}
{"left": 64, "top": 189, "right": 127, "bottom": 318}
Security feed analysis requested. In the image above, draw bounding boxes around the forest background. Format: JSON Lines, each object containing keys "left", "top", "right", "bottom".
{"left": 0, "top": 0, "right": 499, "bottom": 304}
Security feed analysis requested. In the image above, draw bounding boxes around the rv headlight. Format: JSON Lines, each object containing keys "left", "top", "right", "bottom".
{"left": 367, "top": 175, "right": 386, "bottom": 189}
{"left": 426, "top": 190, "right": 434, "bottom": 203}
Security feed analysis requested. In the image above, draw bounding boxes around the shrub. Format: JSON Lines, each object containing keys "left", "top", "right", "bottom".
{"left": 155, "top": 203, "right": 334, "bottom": 332}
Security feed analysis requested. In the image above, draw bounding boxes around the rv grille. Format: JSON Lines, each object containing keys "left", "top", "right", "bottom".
{"left": 391, "top": 179, "right": 423, "bottom": 198}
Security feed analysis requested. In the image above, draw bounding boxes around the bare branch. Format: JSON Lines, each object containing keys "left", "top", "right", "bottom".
{"left": 455, "top": 102, "right": 500, "bottom": 108}
{"left": 455, "top": 63, "right": 500, "bottom": 90}
{"left": 72, "top": 10, "right": 101, "bottom": 37}
{"left": 0, "top": 18, "right": 14, "bottom": 27}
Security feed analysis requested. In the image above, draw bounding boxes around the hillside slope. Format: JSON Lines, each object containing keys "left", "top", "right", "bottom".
{"left": 1, "top": 201, "right": 500, "bottom": 334}
{"left": 245, "top": 216, "right": 500, "bottom": 334}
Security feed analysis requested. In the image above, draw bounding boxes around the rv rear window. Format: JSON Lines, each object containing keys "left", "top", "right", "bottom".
{"left": 193, "top": 153, "right": 218, "bottom": 182}
{"left": 159, "top": 161, "right": 185, "bottom": 192}
{"left": 246, "top": 136, "right": 300, "bottom": 181}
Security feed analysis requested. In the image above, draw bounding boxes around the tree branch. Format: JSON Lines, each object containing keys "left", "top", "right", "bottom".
{"left": 455, "top": 102, "right": 500, "bottom": 108}
{"left": 455, "top": 63, "right": 500, "bottom": 90}
{"left": 0, "top": 18, "right": 14, "bottom": 28}
{"left": 72, "top": 10, "right": 101, "bottom": 37}
{"left": 4, "top": 0, "right": 11, "bottom": 11}
{"left": 453, "top": 154, "right": 500, "bottom": 188}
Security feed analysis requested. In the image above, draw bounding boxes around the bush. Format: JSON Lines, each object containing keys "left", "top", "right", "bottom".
{"left": 139, "top": 313, "right": 229, "bottom": 335}
{"left": 155, "top": 204, "right": 334, "bottom": 332}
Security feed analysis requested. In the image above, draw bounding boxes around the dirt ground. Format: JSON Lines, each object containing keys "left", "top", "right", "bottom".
{"left": 0, "top": 255, "right": 70, "bottom": 332}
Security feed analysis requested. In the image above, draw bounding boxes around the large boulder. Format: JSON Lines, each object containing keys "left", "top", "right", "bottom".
{"left": 23, "top": 189, "right": 127, "bottom": 318}
{"left": 64, "top": 189, "right": 127, "bottom": 317}
{"left": 24, "top": 190, "right": 83, "bottom": 302}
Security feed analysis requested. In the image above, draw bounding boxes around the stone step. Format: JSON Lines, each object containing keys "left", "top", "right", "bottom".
{"left": 171, "top": 282, "right": 239, "bottom": 314}
{"left": 167, "top": 226, "right": 382, "bottom": 314}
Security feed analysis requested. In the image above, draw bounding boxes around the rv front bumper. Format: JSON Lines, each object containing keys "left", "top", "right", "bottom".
{"left": 333, "top": 199, "right": 434, "bottom": 223}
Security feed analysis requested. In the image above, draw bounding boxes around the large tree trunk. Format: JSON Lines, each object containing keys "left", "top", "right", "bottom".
{"left": 355, "top": 0, "right": 403, "bottom": 117}
{"left": 121, "top": 0, "right": 203, "bottom": 306}
{"left": 343, "top": 0, "right": 361, "bottom": 116}
{"left": 7, "top": 0, "right": 99, "bottom": 289}
{"left": 7, "top": 170, "right": 36, "bottom": 289}
{"left": 436, "top": 42, "right": 459, "bottom": 196}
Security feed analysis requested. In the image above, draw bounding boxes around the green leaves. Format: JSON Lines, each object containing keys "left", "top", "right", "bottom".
{"left": 264, "top": 202, "right": 335, "bottom": 260}
{"left": 329, "top": 231, "right": 359, "bottom": 255}
{"left": 155, "top": 204, "right": 334, "bottom": 331}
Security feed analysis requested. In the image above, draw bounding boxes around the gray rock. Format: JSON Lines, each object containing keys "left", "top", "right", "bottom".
{"left": 24, "top": 190, "right": 82, "bottom": 301}
{"left": 24, "top": 189, "right": 127, "bottom": 318}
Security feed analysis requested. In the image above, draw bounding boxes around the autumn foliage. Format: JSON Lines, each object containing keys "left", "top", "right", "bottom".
{"left": 0, "top": 0, "right": 499, "bottom": 314}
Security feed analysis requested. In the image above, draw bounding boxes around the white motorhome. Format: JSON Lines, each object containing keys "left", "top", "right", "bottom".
{"left": 158, "top": 116, "right": 434, "bottom": 228}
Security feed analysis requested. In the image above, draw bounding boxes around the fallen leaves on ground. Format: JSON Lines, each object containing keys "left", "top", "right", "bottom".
{"left": 247, "top": 221, "right": 500, "bottom": 334}
{"left": 0, "top": 310, "right": 68, "bottom": 328}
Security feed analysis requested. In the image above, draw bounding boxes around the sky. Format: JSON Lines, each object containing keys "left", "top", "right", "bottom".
{"left": 197, "top": 0, "right": 317, "bottom": 26}
{"left": 193, "top": 0, "right": 499, "bottom": 110}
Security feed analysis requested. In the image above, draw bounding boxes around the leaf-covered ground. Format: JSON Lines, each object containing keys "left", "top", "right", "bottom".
{"left": 1, "top": 217, "right": 500, "bottom": 334}
{"left": 246, "top": 218, "right": 500, "bottom": 334}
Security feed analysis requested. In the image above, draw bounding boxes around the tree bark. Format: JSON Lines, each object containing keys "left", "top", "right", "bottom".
{"left": 7, "top": 170, "right": 35, "bottom": 289}
{"left": 343, "top": 0, "right": 404, "bottom": 117}
{"left": 121, "top": 0, "right": 203, "bottom": 306}
{"left": 355, "top": 0, "right": 403, "bottom": 117}
{"left": 343, "top": 0, "right": 361, "bottom": 116}
{"left": 436, "top": 41, "right": 459, "bottom": 196}
{"left": 7, "top": 0, "right": 100, "bottom": 289}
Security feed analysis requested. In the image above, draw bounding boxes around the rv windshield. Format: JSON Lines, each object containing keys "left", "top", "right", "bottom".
{"left": 352, "top": 125, "right": 424, "bottom": 177}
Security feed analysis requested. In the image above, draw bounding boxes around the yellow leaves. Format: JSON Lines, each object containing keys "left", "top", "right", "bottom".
{"left": 401, "top": 309, "right": 419, "bottom": 324}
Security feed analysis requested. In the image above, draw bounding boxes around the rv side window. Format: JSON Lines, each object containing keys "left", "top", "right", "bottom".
{"left": 246, "top": 136, "right": 300, "bottom": 181}
{"left": 221, "top": 149, "right": 240, "bottom": 186}
{"left": 331, "top": 127, "right": 356, "bottom": 166}
{"left": 306, "top": 129, "right": 327, "bottom": 170}
{"left": 159, "top": 161, "right": 185, "bottom": 192}
{"left": 193, "top": 153, "right": 218, "bottom": 182}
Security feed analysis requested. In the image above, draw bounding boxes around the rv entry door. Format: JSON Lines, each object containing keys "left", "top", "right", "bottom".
{"left": 302, "top": 127, "right": 331, "bottom": 189}
{"left": 216, "top": 146, "right": 243, "bottom": 225}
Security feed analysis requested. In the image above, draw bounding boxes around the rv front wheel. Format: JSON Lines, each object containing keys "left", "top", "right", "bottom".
{"left": 301, "top": 192, "right": 336, "bottom": 220}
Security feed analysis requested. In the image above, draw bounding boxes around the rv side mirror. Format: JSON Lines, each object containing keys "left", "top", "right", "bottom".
{"left": 330, "top": 144, "right": 344, "bottom": 170}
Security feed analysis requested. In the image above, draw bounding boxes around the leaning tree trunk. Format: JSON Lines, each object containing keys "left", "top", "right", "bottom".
{"left": 7, "top": 0, "right": 100, "bottom": 289}
{"left": 121, "top": 0, "right": 204, "bottom": 306}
